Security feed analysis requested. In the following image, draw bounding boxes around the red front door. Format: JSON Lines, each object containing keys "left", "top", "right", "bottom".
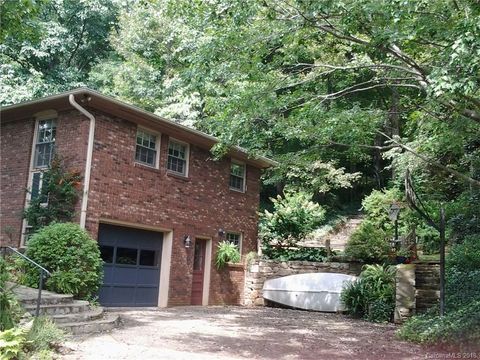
{"left": 191, "top": 239, "right": 206, "bottom": 305}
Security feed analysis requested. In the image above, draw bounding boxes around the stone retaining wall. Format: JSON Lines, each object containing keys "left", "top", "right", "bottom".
{"left": 394, "top": 262, "right": 440, "bottom": 323}
{"left": 244, "top": 259, "right": 362, "bottom": 306}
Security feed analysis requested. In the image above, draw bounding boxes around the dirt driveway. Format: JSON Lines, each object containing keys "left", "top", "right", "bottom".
{"left": 62, "top": 306, "right": 450, "bottom": 360}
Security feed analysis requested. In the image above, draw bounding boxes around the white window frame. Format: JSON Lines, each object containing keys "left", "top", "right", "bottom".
{"left": 134, "top": 127, "right": 161, "bottom": 169}
{"left": 225, "top": 231, "right": 242, "bottom": 258}
{"left": 22, "top": 111, "right": 58, "bottom": 246}
{"left": 166, "top": 138, "right": 189, "bottom": 177}
{"left": 33, "top": 118, "right": 57, "bottom": 169}
{"left": 229, "top": 160, "right": 246, "bottom": 192}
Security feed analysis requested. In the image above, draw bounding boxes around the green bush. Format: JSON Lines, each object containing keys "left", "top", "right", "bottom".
{"left": 361, "top": 188, "right": 403, "bottom": 232}
{"left": 21, "top": 223, "right": 103, "bottom": 299}
{"left": 398, "top": 300, "right": 480, "bottom": 345}
{"left": 341, "top": 264, "right": 395, "bottom": 322}
{"left": 446, "top": 235, "right": 480, "bottom": 309}
{"left": 259, "top": 190, "right": 326, "bottom": 246}
{"left": 344, "top": 221, "right": 390, "bottom": 263}
{"left": 215, "top": 241, "right": 241, "bottom": 269}
{"left": 0, "top": 259, "right": 23, "bottom": 331}
{"left": 26, "top": 317, "right": 64, "bottom": 353}
{"left": 262, "top": 245, "right": 330, "bottom": 262}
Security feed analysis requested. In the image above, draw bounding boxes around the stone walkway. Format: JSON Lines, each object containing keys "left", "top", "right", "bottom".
{"left": 61, "top": 306, "right": 455, "bottom": 360}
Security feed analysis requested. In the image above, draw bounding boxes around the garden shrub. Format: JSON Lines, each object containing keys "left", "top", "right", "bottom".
{"left": 23, "top": 157, "right": 82, "bottom": 233}
{"left": 25, "top": 317, "right": 64, "bottom": 353}
{"left": 21, "top": 222, "right": 103, "bottom": 299}
{"left": 398, "top": 300, "right": 480, "bottom": 346}
{"left": 215, "top": 241, "right": 241, "bottom": 269}
{"left": 341, "top": 264, "right": 395, "bottom": 322}
{"left": 262, "top": 245, "right": 330, "bottom": 262}
{"left": 344, "top": 221, "right": 390, "bottom": 263}
{"left": 259, "top": 190, "right": 326, "bottom": 246}
{"left": 0, "top": 259, "right": 23, "bottom": 331}
{"left": 361, "top": 188, "right": 403, "bottom": 232}
{"left": 446, "top": 234, "right": 480, "bottom": 309}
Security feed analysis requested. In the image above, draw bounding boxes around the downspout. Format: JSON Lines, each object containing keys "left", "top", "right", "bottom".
{"left": 68, "top": 94, "right": 95, "bottom": 229}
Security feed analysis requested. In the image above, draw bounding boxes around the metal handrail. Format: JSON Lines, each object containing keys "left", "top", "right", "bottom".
{"left": 1, "top": 246, "right": 51, "bottom": 317}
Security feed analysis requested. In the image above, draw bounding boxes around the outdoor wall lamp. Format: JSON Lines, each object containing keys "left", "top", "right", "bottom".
{"left": 183, "top": 235, "right": 192, "bottom": 248}
{"left": 218, "top": 229, "right": 225, "bottom": 238}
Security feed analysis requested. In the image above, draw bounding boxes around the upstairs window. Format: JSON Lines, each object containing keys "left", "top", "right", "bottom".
{"left": 167, "top": 140, "right": 188, "bottom": 176}
{"left": 135, "top": 129, "right": 158, "bottom": 167}
{"left": 34, "top": 119, "right": 56, "bottom": 168}
{"left": 229, "top": 162, "right": 245, "bottom": 192}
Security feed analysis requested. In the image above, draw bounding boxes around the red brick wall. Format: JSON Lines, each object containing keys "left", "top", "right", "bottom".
{"left": 0, "top": 111, "right": 89, "bottom": 246}
{"left": 1, "top": 106, "right": 260, "bottom": 305}
{"left": 0, "top": 118, "right": 34, "bottom": 247}
{"left": 83, "top": 109, "right": 259, "bottom": 306}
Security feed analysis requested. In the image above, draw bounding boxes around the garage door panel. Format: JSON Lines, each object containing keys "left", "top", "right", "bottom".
{"left": 110, "top": 286, "right": 136, "bottom": 305}
{"left": 137, "top": 268, "right": 160, "bottom": 284}
{"left": 98, "top": 224, "right": 162, "bottom": 307}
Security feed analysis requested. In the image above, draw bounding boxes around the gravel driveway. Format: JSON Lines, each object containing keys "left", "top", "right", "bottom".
{"left": 61, "top": 306, "right": 450, "bottom": 360}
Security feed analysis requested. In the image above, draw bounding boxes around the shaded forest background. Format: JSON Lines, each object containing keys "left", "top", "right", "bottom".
{"left": 1, "top": 0, "right": 479, "bottom": 230}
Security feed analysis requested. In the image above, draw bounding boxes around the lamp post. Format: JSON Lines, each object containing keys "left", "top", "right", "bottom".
{"left": 389, "top": 203, "right": 402, "bottom": 251}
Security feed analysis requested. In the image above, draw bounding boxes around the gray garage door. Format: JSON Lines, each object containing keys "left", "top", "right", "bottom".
{"left": 98, "top": 224, "right": 163, "bottom": 307}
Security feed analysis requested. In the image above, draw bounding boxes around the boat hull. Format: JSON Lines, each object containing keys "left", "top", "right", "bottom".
{"left": 262, "top": 272, "right": 357, "bottom": 312}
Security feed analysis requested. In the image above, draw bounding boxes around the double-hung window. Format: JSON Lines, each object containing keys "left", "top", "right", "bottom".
{"left": 31, "top": 119, "right": 56, "bottom": 202}
{"left": 167, "top": 140, "right": 188, "bottom": 176}
{"left": 34, "top": 119, "right": 56, "bottom": 168}
{"left": 229, "top": 162, "right": 245, "bottom": 192}
{"left": 135, "top": 129, "right": 158, "bottom": 167}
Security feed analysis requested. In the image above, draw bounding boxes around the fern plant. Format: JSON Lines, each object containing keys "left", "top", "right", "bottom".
{"left": 215, "top": 241, "right": 241, "bottom": 269}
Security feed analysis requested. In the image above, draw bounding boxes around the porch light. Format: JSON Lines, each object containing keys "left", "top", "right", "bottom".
{"left": 183, "top": 235, "right": 192, "bottom": 248}
{"left": 218, "top": 229, "right": 225, "bottom": 238}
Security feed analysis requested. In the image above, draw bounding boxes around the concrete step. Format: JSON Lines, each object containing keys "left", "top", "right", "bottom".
{"left": 12, "top": 283, "right": 74, "bottom": 306}
{"left": 59, "top": 313, "right": 120, "bottom": 335}
{"left": 51, "top": 307, "right": 104, "bottom": 324}
{"left": 24, "top": 300, "right": 90, "bottom": 316}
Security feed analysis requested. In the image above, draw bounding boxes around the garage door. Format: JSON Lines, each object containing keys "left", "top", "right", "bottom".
{"left": 98, "top": 224, "right": 163, "bottom": 307}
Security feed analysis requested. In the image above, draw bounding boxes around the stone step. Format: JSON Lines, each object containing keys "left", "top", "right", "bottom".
{"left": 24, "top": 300, "right": 90, "bottom": 316}
{"left": 51, "top": 307, "right": 104, "bottom": 324}
{"left": 59, "top": 313, "right": 120, "bottom": 335}
{"left": 12, "top": 284, "right": 74, "bottom": 306}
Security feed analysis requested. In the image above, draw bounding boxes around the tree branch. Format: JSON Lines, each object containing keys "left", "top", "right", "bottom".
{"left": 378, "top": 131, "right": 480, "bottom": 188}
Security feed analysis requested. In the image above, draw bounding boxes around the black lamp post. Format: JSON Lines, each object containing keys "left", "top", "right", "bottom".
{"left": 389, "top": 203, "right": 402, "bottom": 251}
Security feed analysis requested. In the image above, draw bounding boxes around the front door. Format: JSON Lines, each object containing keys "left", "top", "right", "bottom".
{"left": 191, "top": 239, "right": 206, "bottom": 305}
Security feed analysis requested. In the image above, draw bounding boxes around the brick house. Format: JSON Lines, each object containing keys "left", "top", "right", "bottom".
{"left": 0, "top": 88, "right": 274, "bottom": 307}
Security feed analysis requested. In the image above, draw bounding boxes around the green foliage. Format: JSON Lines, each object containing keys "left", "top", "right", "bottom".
{"left": 0, "top": 326, "right": 28, "bottom": 360}
{"left": 25, "top": 317, "right": 64, "bottom": 353}
{"left": 259, "top": 190, "right": 326, "bottom": 246}
{"left": 0, "top": 259, "right": 23, "bottom": 331}
{"left": 398, "top": 300, "right": 480, "bottom": 345}
{"left": 341, "top": 264, "right": 395, "bottom": 323}
{"left": 399, "top": 235, "right": 480, "bottom": 345}
{"left": 447, "top": 192, "right": 480, "bottom": 243}
{"left": 0, "top": 0, "right": 120, "bottom": 105}
{"left": 344, "top": 221, "right": 390, "bottom": 263}
{"left": 215, "top": 241, "right": 241, "bottom": 269}
{"left": 23, "top": 157, "right": 82, "bottom": 233}
{"left": 22, "top": 223, "right": 103, "bottom": 299}
{"left": 361, "top": 188, "right": 403, "bottom": 231}
{"left": 446, "top": 235, "right": 480, "bottom": 310}
{"left": 261, "top": 245, "right": 330, "bottom": 262}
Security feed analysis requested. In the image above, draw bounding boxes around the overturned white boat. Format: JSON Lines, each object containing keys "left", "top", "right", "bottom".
{"left": 262, "top": 272, "right": 357, "bottom": 312}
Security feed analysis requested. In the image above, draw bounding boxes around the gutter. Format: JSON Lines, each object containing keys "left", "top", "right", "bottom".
{"left": 68, "top": 94, "right": 95, "bottom": 229}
